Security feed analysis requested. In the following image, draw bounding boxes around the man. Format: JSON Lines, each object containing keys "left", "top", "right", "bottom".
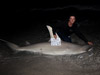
{"left": 51, "top": 16, "right": 93, "bottom": 45}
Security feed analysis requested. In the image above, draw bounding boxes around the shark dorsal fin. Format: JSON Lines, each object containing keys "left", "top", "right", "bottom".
{"left": 46, "top": 25, "right": 60, "bottom": 39}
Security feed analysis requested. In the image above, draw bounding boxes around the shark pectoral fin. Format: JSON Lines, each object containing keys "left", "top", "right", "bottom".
{"left": 80, "top": 45, "right": 92, "bottom": 52}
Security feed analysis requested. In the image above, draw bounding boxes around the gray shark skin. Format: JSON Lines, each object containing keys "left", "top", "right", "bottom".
{"left": 0, "top": 39, "right": 91, "bottom": 55}
{"left": 0, "top": 25, "right": 92, "bottom": 55}
{"left": 18, "top": 42, "right": 92, "bottom": 55}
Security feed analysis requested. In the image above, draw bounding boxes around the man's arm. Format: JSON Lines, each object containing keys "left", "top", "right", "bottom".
{"left": 54, "top": 35, "right": 57, "bottom": 39}
{"left": 73, "top": 27, "right": 93, "bottom": 45}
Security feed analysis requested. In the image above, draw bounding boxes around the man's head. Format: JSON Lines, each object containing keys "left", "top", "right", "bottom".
{"left": 69, "top": 16, "right": 76, "bottom": 24}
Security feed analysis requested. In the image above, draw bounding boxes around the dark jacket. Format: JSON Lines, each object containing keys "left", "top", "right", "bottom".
{"left": 50, "top": 21, "right": 88, "bottom": 43}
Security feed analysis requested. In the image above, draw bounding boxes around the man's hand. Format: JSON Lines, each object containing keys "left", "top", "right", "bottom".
{"left": 88, "top": 42, "right": 93, "bottom": 45}
{"left": 54, "top": 35, "right": 57, "bottom": 39}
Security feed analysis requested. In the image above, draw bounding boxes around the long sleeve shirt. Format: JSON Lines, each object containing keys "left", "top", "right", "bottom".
{"left": 50, "top": 21, "right": 88, "bottom": 43}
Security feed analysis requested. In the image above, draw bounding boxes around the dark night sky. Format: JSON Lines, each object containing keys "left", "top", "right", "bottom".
{"left": 1, "top": 1, "right": 100, "bottom": 38}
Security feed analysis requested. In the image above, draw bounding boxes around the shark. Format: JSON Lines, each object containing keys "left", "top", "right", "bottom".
{"left": 0, "top": 25, "right": 92, "bottom": 55}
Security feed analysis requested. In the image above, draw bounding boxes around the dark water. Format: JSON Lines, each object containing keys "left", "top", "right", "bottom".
{"left": 1, "top": 6, "right": 100, "bottom": 37}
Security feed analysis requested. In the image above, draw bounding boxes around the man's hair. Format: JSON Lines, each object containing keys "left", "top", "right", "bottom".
{"left": 69, "top": 15, "right": 76, "bottom": 18}
{"left": 65, "top": 15, "right": 76, "bottom": 20}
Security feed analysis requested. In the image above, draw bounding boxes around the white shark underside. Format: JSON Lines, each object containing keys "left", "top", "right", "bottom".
{"left": 0, "top": 25, "right": 92, "bottom": 55}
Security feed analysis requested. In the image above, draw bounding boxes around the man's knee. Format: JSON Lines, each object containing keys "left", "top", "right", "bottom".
{"left": 62, "top": 37, "right": 72, "bottom": 43}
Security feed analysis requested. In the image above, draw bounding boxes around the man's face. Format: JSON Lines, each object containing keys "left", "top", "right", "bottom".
{"left": 69, "top": 16, "right": 76, "bottom": 24}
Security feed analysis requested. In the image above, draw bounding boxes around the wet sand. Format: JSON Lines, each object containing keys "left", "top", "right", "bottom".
{"left": 0, "top": 51, "right": 100, "bottom": 75}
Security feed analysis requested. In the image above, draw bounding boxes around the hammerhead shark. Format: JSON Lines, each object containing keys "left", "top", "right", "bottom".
{"left": 0, "top": 25, "right": 92, "bottom": 55}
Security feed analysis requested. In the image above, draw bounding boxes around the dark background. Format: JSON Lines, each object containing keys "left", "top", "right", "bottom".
{"left": 1, "top": 1, "right": 100, "bottom": 40}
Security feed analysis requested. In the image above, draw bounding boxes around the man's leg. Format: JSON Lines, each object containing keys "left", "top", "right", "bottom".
{"left": 57, "top": 32, "right": 72, "bottom": 43}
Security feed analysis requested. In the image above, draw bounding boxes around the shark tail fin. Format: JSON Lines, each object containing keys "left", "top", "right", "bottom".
{"left": 0, "top": 39, "right": 19, "bottom": 50}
